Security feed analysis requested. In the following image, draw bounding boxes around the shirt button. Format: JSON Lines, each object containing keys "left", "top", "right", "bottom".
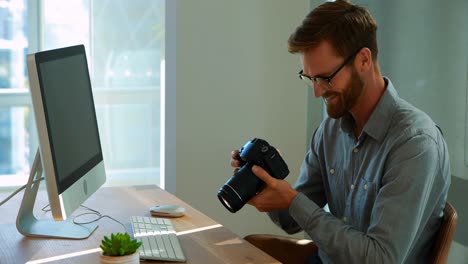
{"left": 353, "top": 148, "right": 359, "bottom": 153}
{"left": 330, "top": 168, "right": 335, "bottom": 175}
{"left": 364, "top": 184, "right": 368, "bottom": 190}
{"left": 343, "top": 216, "right": 348, "bottom": 223}
{"left": 350, "top": 184, "right": 355, "bottom": 190}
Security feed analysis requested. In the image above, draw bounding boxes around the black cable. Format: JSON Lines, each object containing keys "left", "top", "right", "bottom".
{"left": 0, "top": 177, "right": 44, "bottom": 207}
{"left": 73, "top": 205, "right": 128, "bottom": 233}
{"left": 0, "top": 180, "right": 127, "bottom": 233}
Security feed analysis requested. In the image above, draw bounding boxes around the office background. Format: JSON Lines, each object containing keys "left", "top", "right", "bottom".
{"left": 166, "top": 0, "right": 314, "bottom": 244}
{"left": 0, "top": 0, "right": 466, "bottom": 263}
{"left": 168, "top": 1, "right": 468, "bottom": 263}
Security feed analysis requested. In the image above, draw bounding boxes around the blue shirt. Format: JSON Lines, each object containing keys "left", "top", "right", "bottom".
{"left": 268, "top": 78, "right": 451, "bottom": 263}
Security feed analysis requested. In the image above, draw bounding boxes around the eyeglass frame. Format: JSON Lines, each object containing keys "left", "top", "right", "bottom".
{"left": 298, "top": 47, "right": 363, "bottom": 89}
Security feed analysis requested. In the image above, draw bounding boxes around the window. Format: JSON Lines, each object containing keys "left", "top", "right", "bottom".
{"left": 0, "top": 0, "right": 165, "bottom": 187}
{"left": 0, "top": 0, "right": 30, "bottom": 187}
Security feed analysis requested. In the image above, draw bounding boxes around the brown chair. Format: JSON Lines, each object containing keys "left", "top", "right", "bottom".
{"left": 431, "top": 201, "right": 458, "bottom": 264}
{"left": 244, "top": 233, "right": 318, "bottom": 264}
{"left": 244, "top": 202, "right": 457, "bottom": 264}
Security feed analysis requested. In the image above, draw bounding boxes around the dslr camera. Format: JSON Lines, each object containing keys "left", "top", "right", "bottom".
{"left": 217, "top": 138, "right": 289, "bottom": 213}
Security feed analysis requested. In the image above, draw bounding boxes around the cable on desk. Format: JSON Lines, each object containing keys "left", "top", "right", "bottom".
{"left": 43, "top": 203, "right": 127, "bottom": 233}
{"left": 0, "top": 177, "right": 44, "bottom": 207}
{"left": 41, "top": 203, "right": 51, "bottom": 212}
{"left": 0, "top": 180, "right": 127, "bottom": 234}
{"left": 73, "top": 205, "right": 128, "bottom": 233}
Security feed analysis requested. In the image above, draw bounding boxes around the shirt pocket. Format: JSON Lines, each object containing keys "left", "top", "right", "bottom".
{"left": 357, "top": 178, "right": 378, "bottom": 230}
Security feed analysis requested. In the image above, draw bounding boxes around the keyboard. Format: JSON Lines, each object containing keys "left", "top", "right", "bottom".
{"left": 131, "top": 216, "right": 186, "bottom": 262}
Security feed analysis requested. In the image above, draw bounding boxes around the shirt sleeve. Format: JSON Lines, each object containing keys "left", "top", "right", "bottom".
{"left": 288, "top": 133, "right": 447, "bottom": 264}
{"left": 268, "top": 127, "right": 327, "bottom": 234}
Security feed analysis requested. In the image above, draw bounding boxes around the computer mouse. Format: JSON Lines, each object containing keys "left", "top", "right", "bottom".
{"left": 149, "top": 205, "right": 186, "bottom": 218}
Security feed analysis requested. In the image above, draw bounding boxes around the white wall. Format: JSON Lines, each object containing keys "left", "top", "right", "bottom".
{"left": 168, "top": 2, "right": 468, "bottom": 262}
{"left": 171, "top": 0, "right": 313, "bottom": 238}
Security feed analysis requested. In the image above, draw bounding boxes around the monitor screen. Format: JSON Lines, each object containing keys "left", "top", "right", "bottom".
{"left": 37, "top": 53, "right": 102, "bottom": 194}
{"left": 17, "top": 45, "right": 106, "bottom": 239}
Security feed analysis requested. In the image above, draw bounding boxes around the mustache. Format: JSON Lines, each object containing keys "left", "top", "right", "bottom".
{"left": 322, "top": 90, "right": 340, "bottom": 98}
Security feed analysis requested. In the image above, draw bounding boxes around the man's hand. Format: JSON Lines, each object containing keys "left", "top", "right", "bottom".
{"left": 248, "top": 165, "right": 298, "bottom": 212}
{"left": 230, "top": 150, "right": 243, "bottom": 174}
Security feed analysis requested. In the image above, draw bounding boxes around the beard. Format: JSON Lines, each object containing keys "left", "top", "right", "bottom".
{"left": 324, "top": 67, "right": 364, "bottom": 119}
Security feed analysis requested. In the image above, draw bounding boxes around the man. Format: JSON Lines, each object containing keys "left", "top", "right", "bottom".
{"left": 230, "top": 1, "right": 451, "bottom": 263}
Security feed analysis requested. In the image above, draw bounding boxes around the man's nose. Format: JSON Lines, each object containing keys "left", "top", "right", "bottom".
{"left": 313, "top": 83, "right": 327, "bottom": 98}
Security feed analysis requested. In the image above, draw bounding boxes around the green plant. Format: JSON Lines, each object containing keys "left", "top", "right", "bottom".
{"left": 100, "top": 233, "right": 142, "bottom": 256}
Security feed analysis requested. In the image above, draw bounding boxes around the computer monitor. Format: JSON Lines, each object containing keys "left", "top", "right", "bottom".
{"left": 16, "top": 44, "right": 106, "bottom": 239}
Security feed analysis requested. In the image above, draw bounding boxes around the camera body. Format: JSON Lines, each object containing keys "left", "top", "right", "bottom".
{"left": 217, "top": 138, "right": 289, "bottom": 213}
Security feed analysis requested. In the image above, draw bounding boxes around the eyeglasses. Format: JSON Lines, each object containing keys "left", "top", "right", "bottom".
{"left": 298, "top": 47, "right": 362, "bottom": 90}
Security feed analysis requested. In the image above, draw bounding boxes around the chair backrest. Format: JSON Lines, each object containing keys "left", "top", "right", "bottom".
{"left": 430, "top": 201, "right": 458, "bottom": 264}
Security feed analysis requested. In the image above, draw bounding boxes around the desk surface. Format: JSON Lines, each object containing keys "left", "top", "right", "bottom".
{"left": 0, "top": 185, "right": 279, "bottom": 263}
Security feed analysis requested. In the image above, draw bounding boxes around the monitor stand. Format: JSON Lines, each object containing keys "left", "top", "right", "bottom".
{"left": 16, "top": 149, "right": 98, "bottom": 239}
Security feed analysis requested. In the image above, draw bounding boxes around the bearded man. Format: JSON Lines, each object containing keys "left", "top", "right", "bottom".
{"left": 230, "top": 1, "right": 451, "bottom": 263}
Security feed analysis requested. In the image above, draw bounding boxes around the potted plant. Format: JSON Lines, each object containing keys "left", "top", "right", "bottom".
{"left": 100, "top": 232, "right": 142, "bottom": 264}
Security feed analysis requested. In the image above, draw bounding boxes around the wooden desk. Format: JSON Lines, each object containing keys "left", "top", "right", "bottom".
{"left": 0, "top": 185, "right": 279, "bottom": 263}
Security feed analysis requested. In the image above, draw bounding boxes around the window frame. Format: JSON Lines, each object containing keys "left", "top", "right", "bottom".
{"left": 0, "top": 0, "right": 166, "bottom": 188}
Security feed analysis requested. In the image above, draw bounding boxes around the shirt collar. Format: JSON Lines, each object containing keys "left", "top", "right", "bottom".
{"left": 339, "top": 77, "right": 398, "bottom": 142}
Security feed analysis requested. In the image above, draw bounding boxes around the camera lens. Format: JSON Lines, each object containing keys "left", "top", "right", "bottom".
{"left": 217, "top": 163, "right": 264, "bottom": 213}
{"left": 217, "top": 184, "right": 243, "bottom": 213}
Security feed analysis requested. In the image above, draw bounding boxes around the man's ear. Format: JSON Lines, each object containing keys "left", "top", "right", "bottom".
{"left": 355, "top": 47, "right": 373, "bottom": 73}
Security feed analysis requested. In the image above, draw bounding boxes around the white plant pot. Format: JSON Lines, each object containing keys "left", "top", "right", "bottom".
{"left": 100, "top": 252, "right": 139, "bottom": 264}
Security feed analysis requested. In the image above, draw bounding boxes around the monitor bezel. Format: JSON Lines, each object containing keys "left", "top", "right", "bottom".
{"left": 27, "top": 44, "right": 106, "bottom": 221}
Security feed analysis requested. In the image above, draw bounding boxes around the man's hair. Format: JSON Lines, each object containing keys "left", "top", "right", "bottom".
{"left": 288, "top": 0, "right": 378, "bottom": 60}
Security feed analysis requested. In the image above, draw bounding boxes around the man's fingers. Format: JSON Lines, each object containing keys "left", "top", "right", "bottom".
{"left": 230, "top": 159, "right": 241, "bottom": 168}
{"left": 230, "top": 150, "right": 243, "bottom": 168}
{"left": 231, "top": 150, "right": 240, "bottom": 159}
{"left": 248, "top": 192, "right": 262, "bottom": 206}
{"left": 252, "top": 165, "right": 276, "bottom": 186}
